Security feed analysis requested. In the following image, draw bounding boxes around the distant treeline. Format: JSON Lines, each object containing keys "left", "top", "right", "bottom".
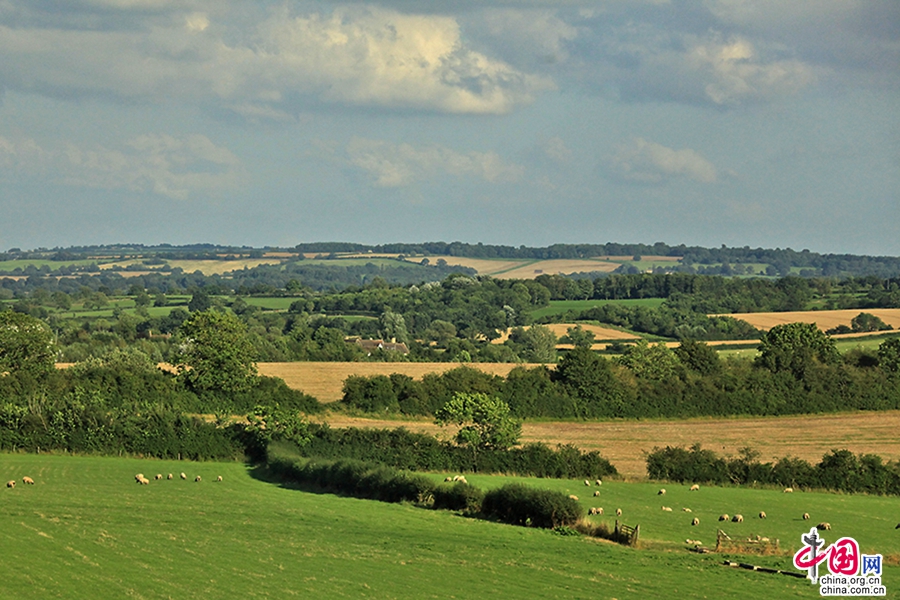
{"left": 647, "top": 445, "right": 900, "bottom": 496}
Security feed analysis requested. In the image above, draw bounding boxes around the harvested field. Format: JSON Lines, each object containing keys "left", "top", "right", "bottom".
{"left": 257, "top": 362, "right": 544, "bottom": 402}
{"left": 164, "top": 259, "right": 285, "bottom": 275}
{"left": 318, "top": 411, "right": 900, "bottom": 480}
{"left": 725, "top": 308, "right": 900, "bottom": 332}
{"left": 594, "top": 255, "right": 681, "bottom": 262}
{"left": 497, "top": 259, "right": 619, "bottom": 279}
{"left": 493, "top": 323, "right": 639, "bottom": 345}
{"left": 405, "top": 256, "right": 529, "bottom": 276}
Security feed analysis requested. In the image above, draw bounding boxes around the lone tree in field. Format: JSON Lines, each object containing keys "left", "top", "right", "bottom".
{"left": 174, "top": 310, "right": 257, "bottom": 393}
{"left": 0, "top": 310, "right": 56, "bottom": 378}
{"left": 435, "top": 392, "right": 521, "bottom": 466}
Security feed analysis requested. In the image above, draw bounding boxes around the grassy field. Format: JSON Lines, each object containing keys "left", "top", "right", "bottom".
{"left": 530, "top": 298, "right": 666, "bottom": 320}
{"left": 3, "top": 453, "right": 892, "bottom": 599}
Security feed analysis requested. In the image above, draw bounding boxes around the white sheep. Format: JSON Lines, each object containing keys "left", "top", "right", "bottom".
{"left": 682, "top": 508, "right": 692, "bottom": 513}
{"left": 167, "top": 473, "right": 174, "bottom": 480}
{"left": 803, "top": 512, "right": 810, "bottom": 520}
{"left": 661, "top": 506, "right": 672, "bottom": 512}
{"left": 155, "top": 474, "right": 163, "bottom": 480}
{"left": 817, "top": 522, "right": 831, "bottom": 531}
{"left": 444, "top": 477, "right": 453, "bottom": 482}
{"left": 615, "top": 508, "right": 622, "bottom": 517}
{"left": 180, "top": 472, "right": 187, "bottom": 480}
{"left": 690, "top": 484, "right": 700, "bottom": 491}
{"left": 593, "top": 491, "right": 600, "bottom": 497}
{"left": 758, "top": 511, "right": 767, "bottom": 519}
{"left": 568, "top": 495, "right": 579, "bottom": 501}
{"left": 138, "top": 476, "right": 149, "bottom": 485}
{"left": 595, "top": 479, "right": 602, "bottom": 486}
{"left": 691, "top": 517, "right": 700, "bottom": 526}
{"left": 195, "top": 476, "right": 202, "bottom": 482}
{"left": 22, "top": 476, "right": 34, "bottom": 485}
{"left": 732, "top": 514, "right": 743, "bottom": 523}
{"left": 216, "top": 476, "right": 223, "bottom": 482}
{"left": 134, "top": 474, "right": 145, "bottom": 483}
{"left": 783, "top": 487, "right": 793, "bottom": 493}
{"left": 658, "top": 488, "right": 666, "bottom": 495}
{"left": 584, "top": 480, "right": 590, "bottom": 486}
{"left": 6, "top": 480, "right": 15, "bottom": 488}
{"left": 588, "top": 507, "right": 603, "bottom": 515}
{"left": 719, "top": 514, "right": 730, "bottom": 521}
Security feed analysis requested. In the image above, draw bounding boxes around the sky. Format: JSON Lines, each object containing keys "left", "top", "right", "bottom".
{"left": 0, "top": 0, "right": 897, "bottom": 255}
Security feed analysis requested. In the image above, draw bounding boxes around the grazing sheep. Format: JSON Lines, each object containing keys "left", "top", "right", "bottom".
{"left": 783, "top": 487, "right": 793, "bottom": 493}
{"left": 692, "top": 517, "right": 700, "bottom": 526}
{"left": 167, "top": 473, "right": 174, "bottom": 480}
{"left": 134, "top": 474, "right": 145, "bottom": 483}
{"left": 817, "top": 522, "right": 831, "bottom": 531}
{"left": 180, "top": 472, "right": 187, "bottom": 480}
{"left": 719, "top": 514, "right": 730, "bottom": 521}
{"left": 155, "top": 474, "right": 163, "bottom": 480}
{"left": 568, "top": 495, "right": 579, "bottom": 501}
{"left": 682, "top": 508, "right": 692, "bottom": 513}
{"left": 457, "top": 476, "right": 467, "bottom": 484}
{"left": 195, "top": 476, "right": 202, "bottom": 482}
{"left": 584, "top": 480, "right": 590, "bottom": 486}
{"left": 759, "top": 511, "right": 767, "bottom": 519}
{"left": 803, "top": 513, "right": 810, "bottom": 520}
{"left": 690, "top": 484, "right": 700, "bottom": 491}
{"left": 22, "top": 476, "right": 34, "bottom": 485}
{"left": 661, "top": 506, "right": 673, "bottom": 512}
{"left": 685, "top": 539, "right": 702, "bottom": 545}
{"left": 658, "top": 488, "right": 666, "bottom": 495}
{"left": 593, "top": 491, "right": 601, "bottom": 497}
{"left": 453, "top": 475, "right": 463, "bottom": 482}
{"left": 216, "top": 476, "right": 223, "bottom": 482}
{"left": 138, "top": 476, "right": 149, "bottom": 485}
{"left": 595, "top": 479, "right": 602, "bottom": 486}
{"left": 588, "top": 507, "right": 603, "bottom": 515}
{"left": 616, "top": 508, "right": 622, "bottom": 517}
{"left": 444, "top": 477, "right": 453, "bottom": 482}
{"left": 732, "top": 514, "right": 744, "bottom": 523}
{"left": 6, "top": 480, "right": 15, "bottom": 488}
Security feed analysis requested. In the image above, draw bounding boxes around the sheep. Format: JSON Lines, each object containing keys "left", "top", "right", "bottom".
{"left": 593, "top": 491, "right": 601, "bottom": 497}
{"left": 817, "top": 522, "right": 831, "bottom": 531}
{"left": 456, "top": 476, "right": 467, "bottom": 484}
{"left": 689, "top": 484, "right": 700, "bottom": 491}
{"left": 732, "top": 514, "right": 744, "bottom": 523}
{"left": 216, "top": 476, "right": 223, "bottom": 482}
{"left": 718, "top": 514, "right": 730, "bottom": 522}
{"left": 180, "top": 472, "right": 187, "bottom": 480}
{"left": 691, "top": 517, "right": 700, "bottom": 526}
{"left": 682, "top": 508, "right": 692, "bottom": 513}
{"left": 195, "top": 476, "right": 202, "bottom": 482}
{"left": 758, "top": 511, "right": 767, "bottom": 519}
{"left": 595, "top": 479, "right": 602, "bottom": 486}
{"left": 6, "top": 480, "right": 15, "bottom": 488}
{"left": 783, "top": 487, "right": 793, "bottom": 493}
{"left": 657, "top": 488, "right": 666, "bottom": 495}
{"left": 615, "top": 508, "right": 622, "bottom": 517}
{"left": 803, "top": 512, "right": 810, "bottom": 520}
{"left": 22, "top": 476, "right": 34, "bottom": 485}
{"left": 588, "top": 507, "right": 603, "bottom": 515}
{"left": 685, "top": 539, "right": 702, "bottom": 545}
{"left": 135, "top": 474, "right": 145, "bottom": 483}
{"left": 568, "top": 495, "right": 579, "bottom": 501}
{"left": 155, "top": 474, "right": 163, "bottom": 480}
{"left": 167, "top": 473, "right": 174, "bottom": 480}
{"left": 444, "top": 477, "right": 453, "bottom": 482}
{"left": 138, "top": 476, "right": 149, "bottom": 485}
{"left": 584, "top": 480, "right": 591, "bottom": 486}
{"left": 661, "top": 506, "right": 673, "bottom": 512}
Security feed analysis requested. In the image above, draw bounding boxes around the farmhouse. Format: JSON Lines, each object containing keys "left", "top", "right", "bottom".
{"left": 353, "top": 338, "right": 410, "bottom": 355}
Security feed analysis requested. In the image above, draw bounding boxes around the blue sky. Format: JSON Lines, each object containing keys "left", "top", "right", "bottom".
{"left": 0, "top": 0, "right": 897, "bottom": 255}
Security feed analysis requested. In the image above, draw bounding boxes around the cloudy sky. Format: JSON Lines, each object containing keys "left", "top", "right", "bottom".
{"left": 0, "top": 0, "right": 897, "bottom": 254}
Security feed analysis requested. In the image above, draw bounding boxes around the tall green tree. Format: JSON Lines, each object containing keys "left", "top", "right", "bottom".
{"left": 435, "top": 392, "right": 521, "bottom": 457}
{"left": 0, "top": 310, "right": 56, "bottom": 378}
{"left": 755, "top": 322, "right": 840, "bottom": 376}
{"left": 174, "top": 310, "right": 258, "bottom": 393}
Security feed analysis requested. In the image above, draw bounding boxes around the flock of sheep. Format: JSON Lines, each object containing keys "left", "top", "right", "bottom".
{"left": 578, "top": 481, "right": 839, "bottom": 539}
{"left": 134, "top": 472, "right": 223, "bottom": 484}
{"left": 5, "top": 476, "right": 35, "bottom": 488}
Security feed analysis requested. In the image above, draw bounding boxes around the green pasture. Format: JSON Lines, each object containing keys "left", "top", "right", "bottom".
{"left": 530, "top": 298, "right": 666, "bottom": 320}
{"left": 2, "top": 454, "right": 895, "bottom": 599}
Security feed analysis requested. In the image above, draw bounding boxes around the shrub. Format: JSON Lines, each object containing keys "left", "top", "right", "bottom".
{"left": 481, "top": 483, "right": 584, "bottom": 529}
{"left": 432, "top": 482, "right": 485, "bottom": 512}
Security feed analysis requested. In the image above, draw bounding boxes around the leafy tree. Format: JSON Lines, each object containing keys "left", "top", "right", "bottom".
{"left": 379, "top": 310, "right": 409, "bottom": 343}
{"left": 435, "top": 392, "right": 521, "bottom": 464}
{"left": 0, "top": 310, "right": 56, "bottom": 378}
{"left": 755, "top": 322, "right": 840, "bottom": 376}
{"left": 553, "top": 347, "right": 624, "bottom": 418}
{"left": 564, "top": 325, "right": 595, "bottom": 349}
{"left": 508, "top": 324, "right": 557, "bottom": 363}
{"left": 878, "top": 338, "right": 900, "bottom": 373}
{"left": 674, "top": 339, "right": 721, "bottom": 375}
{"left": 174, "top": 310, "right": 258, "bottom": 393}
{"left": 850, "top": 312, "right": 892, "bottom": 333}
{"left": 188, "top": 289, "right": 211, "bottom": 312}
{"left": 134, "top": 291, "right": 152, "bottom": 308}
{"left": 616, "top": 339, "right": 680, "bottom": 380}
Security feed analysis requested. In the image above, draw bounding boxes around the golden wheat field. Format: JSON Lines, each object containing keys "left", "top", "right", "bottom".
{"left": 497, "top": 259, "right": 620, "bottom": 279}
{"left": 257, "top": 362, "right": 545, "bottom": 402}
{"left": 316, "top": 411, "right": 900, "bottom": 480}
{"left": 727, "top": 308, "right": 900, "bottom": 331}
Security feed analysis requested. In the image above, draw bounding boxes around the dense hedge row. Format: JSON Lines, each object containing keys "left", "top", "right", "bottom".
{"left": 341, "top": 343, "right": 900, "bottom": 420}
{"left": 266, "top": 443, "right": 581, "bottom": 530}
{"left": 297, "top": 424, "right": 618, "bottom": 479}
{"left": 646, "top": 445, "right": 900, "bottom": 496}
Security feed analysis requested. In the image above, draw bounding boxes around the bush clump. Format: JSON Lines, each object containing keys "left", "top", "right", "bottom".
{"left": 481, "top": 483, "right": 584, "bottom": 529}
{"left": 432, "top": 481, "right": 485, "bottom": 512}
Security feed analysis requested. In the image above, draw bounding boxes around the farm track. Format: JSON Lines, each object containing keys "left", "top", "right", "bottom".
{"left": 315, "top": 410, "right": 900, "bottom": 480}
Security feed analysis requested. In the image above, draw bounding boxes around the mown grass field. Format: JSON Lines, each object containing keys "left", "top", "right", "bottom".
{"left": 3, "top": 453, "right": 892, "bottom": 599}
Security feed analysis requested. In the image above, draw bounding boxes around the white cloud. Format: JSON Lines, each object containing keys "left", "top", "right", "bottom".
{"left": 609, "top": 138, "right": 717, "bottom": 184}
{"left": 0, "top": 133, "right": 242, "bottom": 200}
{"left": 0, "top": 4, "right": 550, "bottom": 116}
{"left": 346, "top": 137, "right": 524, "bottom": 187}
